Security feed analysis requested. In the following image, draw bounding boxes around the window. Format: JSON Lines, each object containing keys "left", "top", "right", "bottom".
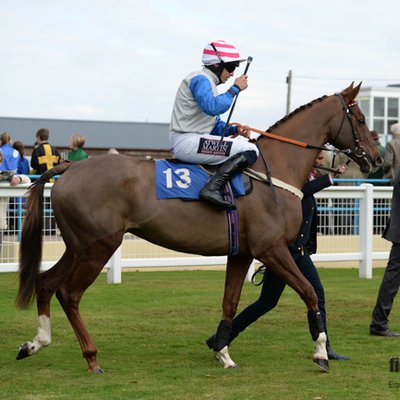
{"left": 388, "top": 98, "right": 399, "bottom": 118}
{"left": 359, "top": 97, "right": 370, "bottom": 117}
{"left": 374, "top": 119, "right": 384, "bottom": 133}
{"left": 374, "top": 97, "right": 385, "bottom": 117}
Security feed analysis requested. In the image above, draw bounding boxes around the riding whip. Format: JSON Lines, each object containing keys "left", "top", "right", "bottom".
{"left": 220, "top": 56, "right": 253, "bottom": 143}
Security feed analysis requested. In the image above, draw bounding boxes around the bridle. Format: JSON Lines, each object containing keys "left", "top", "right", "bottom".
{"left": 331, "top": 94, "right": 367, "bottom": 160}
{"left": 233, "top": 93, "right": 370, "bottom": 163}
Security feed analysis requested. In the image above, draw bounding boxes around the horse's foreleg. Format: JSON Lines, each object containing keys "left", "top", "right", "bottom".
{"left": 307, "top": 310, "right": 328, "bottom": 371}
{"left": 212, "top": 255, "right": 252, "bottom": 368}
{"left": 262, "top": 244, "right": 328, "bottom": 372}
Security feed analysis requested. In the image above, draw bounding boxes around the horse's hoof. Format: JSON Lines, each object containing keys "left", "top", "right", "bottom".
{"left": 94, "top": 368, "right": 105, "bottom": 374}
{"left": 313, "top": 357, "right": 329, "bottom": 372}
{"left": 16, "top": 343, "right": 31, "bottom": 360}
{"left": 90, "top": 367, "right": 105, "bottom": 374}
{"left": 214, "top": 346, "right": 238, "bottom": 369}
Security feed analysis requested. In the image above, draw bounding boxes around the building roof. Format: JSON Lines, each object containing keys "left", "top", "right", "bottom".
{"left": 0, "top": 116, "right": 170, "bottom": 150}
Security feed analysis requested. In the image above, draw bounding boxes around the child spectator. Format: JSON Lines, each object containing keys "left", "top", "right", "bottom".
{"left": 13, "top": 141, "right": 30, "bottom": 174}
{"left": 0, "top": 132, "right": 20, "bottom": 172}
{"left": 68, "top": 134, "right": 88, "bottom": 162}
{"left": 31, "top": 128, "right": 61, "bottom": 174}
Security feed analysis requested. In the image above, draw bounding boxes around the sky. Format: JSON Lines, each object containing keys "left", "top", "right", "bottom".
{"left": 1, "top": 0, "right": 399, "bottom": 131}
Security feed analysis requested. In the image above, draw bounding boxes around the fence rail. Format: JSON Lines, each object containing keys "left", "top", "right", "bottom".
{"left": 0, "top": 182, "right": 393, "bottom": 282}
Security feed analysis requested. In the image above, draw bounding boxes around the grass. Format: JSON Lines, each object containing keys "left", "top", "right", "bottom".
{"left": 1, "top": 268, "right": 400, "bottom": 400}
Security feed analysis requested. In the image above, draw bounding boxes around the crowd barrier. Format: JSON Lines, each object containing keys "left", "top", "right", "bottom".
{"left": 0, "top": 181, "right": 393, "bottom": 282}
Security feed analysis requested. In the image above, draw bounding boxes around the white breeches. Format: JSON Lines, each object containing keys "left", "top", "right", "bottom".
{"left": 169, "top": 132, "right": 259, "bottom": 165}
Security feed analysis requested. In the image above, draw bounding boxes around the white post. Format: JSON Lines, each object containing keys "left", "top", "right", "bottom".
{"left": 359, "top": 184, "right": 373, "bottom": 279}
{"left": 107, "top": 246, "right": 122, "bottom": 284}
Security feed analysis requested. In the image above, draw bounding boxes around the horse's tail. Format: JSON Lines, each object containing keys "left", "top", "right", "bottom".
{"left": 16, "top": 163, "right": 72, "bottom": 309}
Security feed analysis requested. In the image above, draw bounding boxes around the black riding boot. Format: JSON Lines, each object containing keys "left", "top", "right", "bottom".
{"left": 200, "top": 154, "right": 249, "bottom": 209}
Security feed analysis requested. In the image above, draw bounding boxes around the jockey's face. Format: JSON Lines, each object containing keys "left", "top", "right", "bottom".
{"left": 220, "top": 67, "right": 234, "bottom": 83}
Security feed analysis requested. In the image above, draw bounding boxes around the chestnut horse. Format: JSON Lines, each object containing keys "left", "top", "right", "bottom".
{"left": 16, "top": 83, "right": 381, "bottom": 373}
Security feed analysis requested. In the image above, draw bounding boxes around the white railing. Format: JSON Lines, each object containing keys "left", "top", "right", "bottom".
{"left": 0, "top": 183, "right": 392, "bottom": 281}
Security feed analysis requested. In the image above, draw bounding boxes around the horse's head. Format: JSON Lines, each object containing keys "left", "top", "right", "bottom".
{"left": 329, "top": 82, "right": 383, "bottom": 174}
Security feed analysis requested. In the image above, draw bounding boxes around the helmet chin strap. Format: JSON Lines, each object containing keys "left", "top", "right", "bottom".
{"left": 208, "top": 42, "right": 225, "bottom": 84}
{"left": 205, "top": 64, "right": 224, "bottom": 84}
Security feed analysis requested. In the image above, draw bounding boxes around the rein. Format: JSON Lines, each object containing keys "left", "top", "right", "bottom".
{"left": 233, "top": 93, "right": 364, "bottom": 202}
{"left": 231, "top": 122, "right": 328, "bottom": 152}
{"left": 232, "top": 92, "right": 363, "bottom": 158}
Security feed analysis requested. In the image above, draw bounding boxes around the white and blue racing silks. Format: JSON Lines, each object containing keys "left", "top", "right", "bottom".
{"left": 189, "top": 75, "right": 240, "bottom": 137}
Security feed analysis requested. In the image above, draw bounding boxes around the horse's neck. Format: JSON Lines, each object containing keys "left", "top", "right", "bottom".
{"left": 257, "top": 103, "right": 332, "bottom": 189}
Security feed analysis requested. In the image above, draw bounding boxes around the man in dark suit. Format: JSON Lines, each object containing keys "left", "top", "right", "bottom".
{"left": 370, "top": 170, "right": 400, "bottom": 337}
{"left": 206, "top": 152, "right": 350, "bottom": 360}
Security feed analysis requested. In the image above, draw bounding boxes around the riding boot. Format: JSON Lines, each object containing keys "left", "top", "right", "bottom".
{"left": 200, "top": 153, "right": 250, "bottom": 209}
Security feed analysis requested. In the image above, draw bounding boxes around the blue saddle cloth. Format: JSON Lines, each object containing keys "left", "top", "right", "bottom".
{"left": 155, "top": 160, "right": 246, "bottom": 200}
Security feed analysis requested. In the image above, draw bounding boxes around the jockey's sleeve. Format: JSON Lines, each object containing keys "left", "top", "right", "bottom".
{"left": 210, "top": 118, "right": 238, "bottom": 136}
{"left": 190, "top": 75, "right": 239, "bottom": 116}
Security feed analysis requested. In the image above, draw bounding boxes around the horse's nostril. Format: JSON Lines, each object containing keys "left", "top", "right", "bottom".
{"left": 375, "top": 156, "right": 384, "bottom": 167}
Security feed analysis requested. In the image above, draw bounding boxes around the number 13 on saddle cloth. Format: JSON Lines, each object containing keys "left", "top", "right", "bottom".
{"left": 155, "top": 159, "right": 246, "bottom": 200}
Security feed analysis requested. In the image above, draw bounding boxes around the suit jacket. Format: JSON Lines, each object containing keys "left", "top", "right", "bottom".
{"left": 383, "top": 136, "right": 400, "bottom": 182}
{"left": 383, "top": 170, "right": 400, "bottom": 244}
{"left": 289, "top": 174, "right": 332, "bottom": 254}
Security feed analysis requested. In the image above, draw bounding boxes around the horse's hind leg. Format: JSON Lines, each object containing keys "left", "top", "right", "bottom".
{"left": 211, "top": 255, "right": 253, "bottom": 368}
{"left": 55, "top": 238, "right": 122, "bottom": 374}
{"left": 17, "top": 249, "right": 74, "bottom": 360}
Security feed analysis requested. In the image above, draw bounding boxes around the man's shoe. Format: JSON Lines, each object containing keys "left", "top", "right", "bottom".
{"left": 327, "top": 348, "right": 351, "bottom": 360}
{"left": 370, "top": 329, "right": 400, "bottom": 337}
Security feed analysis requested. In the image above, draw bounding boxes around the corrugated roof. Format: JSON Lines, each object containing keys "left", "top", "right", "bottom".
{"left": 0, "top": 116, "right": 170, "bottom": 150}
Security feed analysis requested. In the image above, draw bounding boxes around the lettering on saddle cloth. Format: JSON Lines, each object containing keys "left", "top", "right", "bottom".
{"left": 155, "top": 159, "right": 245, "bottom": 200}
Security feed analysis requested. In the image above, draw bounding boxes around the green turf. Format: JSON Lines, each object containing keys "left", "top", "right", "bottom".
{"left": 1, "top": 268, "right": 400, "bottom": 399}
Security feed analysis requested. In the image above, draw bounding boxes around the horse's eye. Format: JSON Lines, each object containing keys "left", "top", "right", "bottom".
{"left": 358, "top": 118, "right": 365, "bottom": 125}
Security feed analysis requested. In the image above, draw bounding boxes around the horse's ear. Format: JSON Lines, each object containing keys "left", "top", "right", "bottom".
{"left": 342, "top": 82, "right": 362, "bottom": 103}
{"left": 341, "top": 82, "right": 355, "bottom": 95}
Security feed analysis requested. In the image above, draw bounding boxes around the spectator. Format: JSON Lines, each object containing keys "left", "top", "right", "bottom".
{"left": 383, "top": 122, "right": 400, "bottom": 183}
{"left": 67, "top": 133, "right": 88, "bottom": 162}
{"left": 0, "top": 169, "right": 31, "bottom": 248}
{"left": 30, "top": 128, "right": 61, "bottom": 174}
{"left": 370, "top": 167, "right": 400, "bottom": 337}
{"left": 206, "top": 152, "right": 350, "bottom": 360}
{"left": 321, "top": 151, "right": 364, "bottom": 234}
{"left": 0, "top": 132, "right": 20, "bottom": 172}
{"left": 367, "top": 130, "right": 385, "bottom": 184}
{"left": 13, "top": 141, "right": 30, "bottom": 174}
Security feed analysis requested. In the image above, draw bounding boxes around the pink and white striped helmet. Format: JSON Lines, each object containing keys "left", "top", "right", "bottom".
{"left": 202, "top": 40, "right": 246, "bottom": 66}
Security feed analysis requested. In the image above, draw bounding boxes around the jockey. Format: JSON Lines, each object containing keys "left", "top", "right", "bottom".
{"left": 169, "top": 40, "right": 259, "bottom": 209}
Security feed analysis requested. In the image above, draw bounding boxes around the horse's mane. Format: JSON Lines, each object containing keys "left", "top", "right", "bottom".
{"left": 266, "top": 95, "right": 328, "bottom": 132}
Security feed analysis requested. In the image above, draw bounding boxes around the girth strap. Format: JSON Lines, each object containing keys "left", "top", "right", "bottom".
{"left": 244, "top": 168, "right": 304, "bottom": 200}
{"left": 223, "top": 182, "right": 239, "bottom": 256}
